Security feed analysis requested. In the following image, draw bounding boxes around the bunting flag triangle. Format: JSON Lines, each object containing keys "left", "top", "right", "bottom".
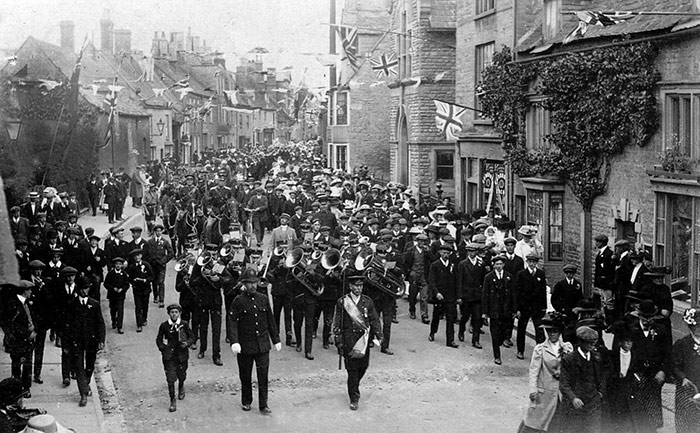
{"left": 370, "top": 52, "right": 398, "bottom": 79}
{"left": 434, "top": 100, "right": 467, "bottom": 141}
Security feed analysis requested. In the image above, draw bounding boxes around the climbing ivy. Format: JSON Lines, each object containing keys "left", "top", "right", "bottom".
{"left": 479, "top": 43, "right": 660, "bottom": 211}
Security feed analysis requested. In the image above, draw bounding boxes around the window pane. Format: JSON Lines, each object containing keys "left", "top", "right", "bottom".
{"left": 337, "top": 92, "right": 348, "bottom": 125}
{"left": 527, "top": 190, "right": 544, "bottom": 235}
{"left": 549, "top": 193, "right": 563, "bottom": 261}
{"left": 436, "top": 151, "right": 454, "bottom": 180}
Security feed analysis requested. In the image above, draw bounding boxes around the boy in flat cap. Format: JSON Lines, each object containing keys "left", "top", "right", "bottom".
{"left": 551, "top": 264, "right": 584, "bottom": 323}
{"left": 156, "top": 304, "right": 195, "bottom": 412}
{"left": 560, "top": 326, "right": 606, "bottom": 433}
{"left": 127, "top": 249, "right": 153, "bottom": 332}
{"left": 103, "top": 258, "right": 130, "bottom": 334}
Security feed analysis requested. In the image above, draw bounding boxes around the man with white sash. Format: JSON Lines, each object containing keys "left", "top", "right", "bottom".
{"left": 332, "top": 274, "right": 382, "bottom": 411}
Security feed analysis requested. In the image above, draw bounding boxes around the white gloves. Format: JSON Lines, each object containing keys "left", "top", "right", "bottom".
{"left": 274, "top": 342, "right": 282, "bottom": 352}
{"left": 231, "top": 343, "right": 241, "bottom": 354}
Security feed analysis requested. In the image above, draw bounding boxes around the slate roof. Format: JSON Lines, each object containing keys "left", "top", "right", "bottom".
{"left": 518, "top": 0, "right": 695, "bottom": 54}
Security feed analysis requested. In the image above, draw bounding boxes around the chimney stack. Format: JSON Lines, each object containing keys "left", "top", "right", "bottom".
{"left": 100, "top": 10, "right": 114, "bottom": 53}
{"left": 60, "top": 21, "right": 75, "bottom": 52}
{"left": 114, "top": 29, "right": 131, "bottom": 54}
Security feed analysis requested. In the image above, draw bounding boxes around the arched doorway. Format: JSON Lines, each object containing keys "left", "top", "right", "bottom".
{"left": 397, "top": 112, "right": 409, "bottom": 184}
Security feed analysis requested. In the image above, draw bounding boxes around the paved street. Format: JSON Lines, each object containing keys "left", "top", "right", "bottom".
{"left": 101, "top": 214, "right": 531, "bottom": 433}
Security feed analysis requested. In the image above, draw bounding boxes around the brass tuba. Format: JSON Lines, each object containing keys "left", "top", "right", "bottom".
{"left": 356, "top": 256, "right": 406, "bottom": 299}
{"left": 321, "top": 248, "right": 341, "bottom": 270}
{"left": 174, "top": 253, "right": 196, "bottom": 273}
{"left": 285, "top": 247, "right": 324, "bottom": 297}
{"left": 284, "top": 247, "right": 304, "bottom": 268}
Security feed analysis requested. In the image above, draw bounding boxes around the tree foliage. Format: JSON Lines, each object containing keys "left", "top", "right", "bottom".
{"left": 0, "top": 79, "right": 99, "bottom": 206}
{"left": 479, "top": 43, "right": 660, "bottom": 211}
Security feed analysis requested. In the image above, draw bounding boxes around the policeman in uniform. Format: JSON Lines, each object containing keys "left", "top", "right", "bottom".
{"left": 228, "top": 268, "right": 281, "bottom": 415}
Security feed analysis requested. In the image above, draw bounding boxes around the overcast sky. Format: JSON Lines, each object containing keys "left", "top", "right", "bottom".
{"left": 0, "top": 0, "right": 334, "bottom": 87}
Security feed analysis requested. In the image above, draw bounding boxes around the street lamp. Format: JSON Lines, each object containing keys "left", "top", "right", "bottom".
{"left": 4, "top": 118, "right": 22, "bottom": 142}
{"left": 156, "top": 118, "right": 165, "bottom": 136}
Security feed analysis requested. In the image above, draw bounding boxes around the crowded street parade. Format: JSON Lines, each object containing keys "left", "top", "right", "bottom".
{"left": 2, "top": 1, "right": 700, "bottom": 432}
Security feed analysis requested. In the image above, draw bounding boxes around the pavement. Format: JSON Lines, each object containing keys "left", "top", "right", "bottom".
{"left": 0, "top": 202, "right": 142, "bottom": 433}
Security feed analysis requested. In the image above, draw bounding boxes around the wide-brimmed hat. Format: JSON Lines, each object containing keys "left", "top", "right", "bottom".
{"left": 517, "top": 225, "right": 531, "bottom": 236}
{"left": 21, "top": 414, "right": 73, "bottom": 433}
{"left": 632, "top": 299, "right": 658, "bottom": 318}
{"left": 540, "top": 312, "right": 566, "bottom": 330}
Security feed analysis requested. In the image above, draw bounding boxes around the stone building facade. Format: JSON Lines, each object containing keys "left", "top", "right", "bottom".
{"left": 515, "top": 0, "right": 700, "bottom": 306}
{"left": 388, "top": 0, "right": 456, "bottom": 196}
{"left": 327, "top": 0, "right": 392, "bottom": 179}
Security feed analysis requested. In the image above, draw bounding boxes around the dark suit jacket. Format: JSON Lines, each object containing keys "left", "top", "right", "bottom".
{"left": 1, "top": 295, "right": 34, "bottom": 354}
{"left": 428, "top": 259, "right": 458, "bottom": 303}
{"left": 144, "top": 237, "right": 173, "bottom": 267}
{"left": 10, "top": 216, "right": 30, "bottom": 243}
{"left": 126, "top": 261, "right": 154, "bottom": 294}
{"left": 614, "top": 252, "right": 634, "bottom": 294}
{"left": 594, "top": 246, "right": 615, "bottom": 290}
{"left": 227, "top": 291, "right": 280, "bottom": 354}
{"left": 456, "top": 257, "right": 486, "bottom": 301}
{"left": 515, "top": 268, "right": 548, "bottom": 317}
{"left": 65, "top": 297, "right": 105, "bottom": 350}
{"left": 104, "top": 239, "right": 130, "bottom": 268}
{"left": 20, "top": 201, "right": 41, "bottom": 225}
{"left": 481, "top": 270, "right": 515, "bottom": 319}
{"left": 503, "top": 254, "right": 525, "bottom": 276}
{"left": 83, "top": 246, "right": 106, "bottom": 280}
{"left": 551, "top": 278, "right": 583, "bottom": 319}
{"left": 156, "top": 320, "right": 195, "bottom": 362}
{"left": 560, "top": 349, "right": 606, "bottom": 405}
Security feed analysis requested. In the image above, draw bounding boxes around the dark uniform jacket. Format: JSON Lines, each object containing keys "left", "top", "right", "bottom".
{"left": 331, "top": 294, "right": 382, "bottom": 355}
{"left": 456, "top": 257, "right": 486, "bottom": 302}
{"left": 481, "top": 270, "right": 515, "bottom": 319}
{"left": 428, "top": 259, "right": 458, "bottom": 303}
{"left": 65, "top": 296, "right": 105, "bottom": 350}
{"left": 156, "top": 319, "right": 195, "bottom": 362}
{"left": 514, "top": 267, "right": 548, "bottom": 318}
{"left": 61, "top": 238, "right": 83, "bottom": 272}
{"left": 227, "top": 291, "right": 280, "bottom": 354}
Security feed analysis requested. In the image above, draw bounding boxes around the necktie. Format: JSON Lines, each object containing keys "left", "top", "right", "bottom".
{"left": 22, "top": 302, "right": 35, "bottom": 333}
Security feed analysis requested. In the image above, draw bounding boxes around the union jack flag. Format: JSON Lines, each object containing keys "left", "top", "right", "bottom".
{"left": 434, "top": 100, "right": 467, "bottom": 141}
{"left": 370, "top": 53, "right": 398, "bottom": 79}
{"left": 563, "top": 11, "right": 635, "bottom": 44}
{"left": 337, "top": 26, "right": 359, "bottom": 72}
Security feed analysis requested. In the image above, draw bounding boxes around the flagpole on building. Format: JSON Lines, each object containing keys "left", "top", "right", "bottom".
{"left": 111, "top": 114, "right": 115, "bottom": 170}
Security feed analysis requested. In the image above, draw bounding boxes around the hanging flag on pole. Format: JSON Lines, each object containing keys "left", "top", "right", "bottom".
{"left": 336, "top": 26, "right": 359, "bottom": 72}
{"left": 434, "top": 100, "right": 467, "bottom": 141}
{"left": 98, "top": 78, "right": 119, "bottom": 150}
{"left": 370, "top": 52, "right": 398, "bottom": 79}
{"left": 563, "top": 11, "right": 635, "bottom": 44}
